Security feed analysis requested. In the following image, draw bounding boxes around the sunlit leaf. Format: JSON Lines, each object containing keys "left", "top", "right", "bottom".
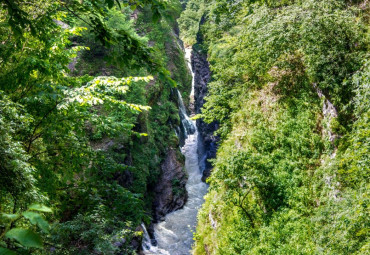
{"left": 28, "top": 204, "right": 52, "bottom": 213}
{"left": 1, "top": 213, "right": 19, "bottom": 221}
{"left": 22, "top": 212, "right": 50, "bottom": 233}
{"left": 5, "top": 228, "right": 43, "bottom": 248}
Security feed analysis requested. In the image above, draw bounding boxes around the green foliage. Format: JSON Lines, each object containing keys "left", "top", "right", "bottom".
{"left": 28, "top": 205, "right": 53, "bottom": 213}
{"left": 0, "top": 93, "right": 37, "bottom": 205}
{"left": 52, "top": 211, "right": 139, "bottom": 254}
{"left": 337, "top": 60, "right": 370, "bottom": 188}
{"left": 1, "top": 205, "right": 52, "bottom": 252}
{"left": 0, "top": 0, "right": 190, "bottom": 254}
{"left": 178, "top": 0, "right": 205, "bottom": 45}
{"left": 199, "top": 0, "right": 368, "bottom": 138}
{"left": 185, "top": 0, "right": 370, "bottom": 254}
{"left": 1, "top": 0, "right": 167, "bottom": 44}
{"left": 5, "top": 229, "right": 43, "bottom": 249}
{"left": 22, "top": 212, "right": 50, "bottom": 233}
{"left": 0, "top": 247, "right": 17, "bottom": 255}
{"left": 172, "top": 178, "right": 185, "bottom": 196}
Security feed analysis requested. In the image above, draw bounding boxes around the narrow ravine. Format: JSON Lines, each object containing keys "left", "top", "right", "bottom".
{"left": 142, "top": 49, "right": 208, "bottom": 255}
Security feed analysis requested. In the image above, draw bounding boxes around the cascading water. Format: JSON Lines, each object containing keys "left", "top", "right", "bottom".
{"left": 185, "top": 48, "right": 195, "bottom": 112}
{"left": 141, "top": 224, "right": 169, "bottom": 255}
{"left": 177, "top": 89, "right": 196, "bottom": 138}
{"left": 142, "top": 48, "right": 208, "bottom": 255}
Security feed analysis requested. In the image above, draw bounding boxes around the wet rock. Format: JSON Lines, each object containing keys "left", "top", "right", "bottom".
{"left": 192, "top": 22, "right": 219, "bottom": 181}
{"left": 147, "top": 223, "right": 157, "bottom": 246}
{"left": 131, "top": 225, "right": 144, "bottom": 252}
{"left": 153, "top": 148, "right": 188, "bottom": 222}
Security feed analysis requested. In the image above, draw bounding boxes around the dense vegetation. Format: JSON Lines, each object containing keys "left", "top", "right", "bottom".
{"left": 178, "top": 0, "right": 370, "bottom": 254}
{"left": 1, "top": 0, "right": 369, "bottom": 254}
{"left": 0, "top": 0, "right": 192, "bottom": 254}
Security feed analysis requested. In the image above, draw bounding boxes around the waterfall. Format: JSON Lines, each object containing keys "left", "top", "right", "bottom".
{"left": 176, "top": 49, "right": 196, "bottom": 145}
{"left": 185, "top": 48, "right": 195, "bottom": 111}
{"left": 141, "top": 224, "right": 170, "bottom": 255}
{"left": 177, "top": 89, "right": 196, "bottom": 138}
{"left": 142, "top": 48, "right": 208, "bottom": 255}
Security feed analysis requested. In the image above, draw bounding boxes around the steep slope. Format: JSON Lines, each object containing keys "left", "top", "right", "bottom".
{"left": 179, "top": 0, "right": 369, "bottom": 254}
{"left": 0, "top": 1, "right": 194, "bottom": 254}
{"left": 54, "top": 4, "right": 195, "bottom": 253}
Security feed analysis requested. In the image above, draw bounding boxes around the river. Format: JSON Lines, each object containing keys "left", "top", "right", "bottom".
{"left": 141, "top": 49, "right": 208, "bottom": 255}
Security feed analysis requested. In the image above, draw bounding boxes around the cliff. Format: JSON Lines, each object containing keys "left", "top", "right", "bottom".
{"left": 192, "top": 16, "right": 219, "bottom": 181}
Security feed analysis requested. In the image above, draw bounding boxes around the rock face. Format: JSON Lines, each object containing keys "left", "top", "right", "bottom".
{"left": 314, "top": 84, "right": 340, "bottom": 145}
{"left": 192, "top": 16, "right": 219, "bottom": 181}
{"left": 152, "top": 148, "right": 188, "bottom": 222}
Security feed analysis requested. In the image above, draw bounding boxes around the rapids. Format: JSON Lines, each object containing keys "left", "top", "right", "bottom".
{"left": 141, "top": 49, "right": 208, "bottom": 255}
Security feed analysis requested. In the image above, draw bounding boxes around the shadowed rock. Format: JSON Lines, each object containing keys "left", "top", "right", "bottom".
{"left": 152, "top": 148, "right": 188, "bottom": 222}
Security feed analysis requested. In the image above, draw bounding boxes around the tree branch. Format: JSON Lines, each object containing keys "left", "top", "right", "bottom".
{"left": 27, "top": 101, "right": 60, "bottom": 153}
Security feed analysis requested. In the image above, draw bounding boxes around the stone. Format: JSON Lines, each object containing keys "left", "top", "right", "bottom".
{"left": 152, "top": 148, "right": 188, "bottom": 222}
{"left": 192, "top": 36, "right": 219, "bottom": 182}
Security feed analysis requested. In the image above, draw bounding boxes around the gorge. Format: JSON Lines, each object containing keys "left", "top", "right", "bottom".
{"left": 0, "top": 1, "right": 369, "bottom": 255}
{"left": 142, "top": 48, "right": 209, "bottom": 255}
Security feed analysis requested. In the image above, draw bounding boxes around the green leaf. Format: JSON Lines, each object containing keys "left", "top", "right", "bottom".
{"left": 114, "top": 0, "right": 121, "bottom": 9}
{"left": 106, "top": 0, "right": 114, "bottom": 9}
{"left": 28, "top": 204, "right": 52, "bottom": 213}
{"left": 5, "top": 228, "right": 43, "bottom": 248}
{"left": 22, "top": 212, "right": 50, "bottom": 233}
{"left": 0, "top": 247, "right": 17, "bottom": 255}
{"left": 152, "top": 9, "right": 161, "bottom": 23}
{"left": 1, "top": 213, "right": 19, "bottom": 221}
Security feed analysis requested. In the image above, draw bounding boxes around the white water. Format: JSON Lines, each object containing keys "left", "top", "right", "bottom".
{"left": 185, "top": 48, "right": 195, "bottom": 112}
{"left": 177, "top": 90, "right": 196, "bottom": 137}
{"left": 142, "top": 49, "right": 208, "bottom": 255}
